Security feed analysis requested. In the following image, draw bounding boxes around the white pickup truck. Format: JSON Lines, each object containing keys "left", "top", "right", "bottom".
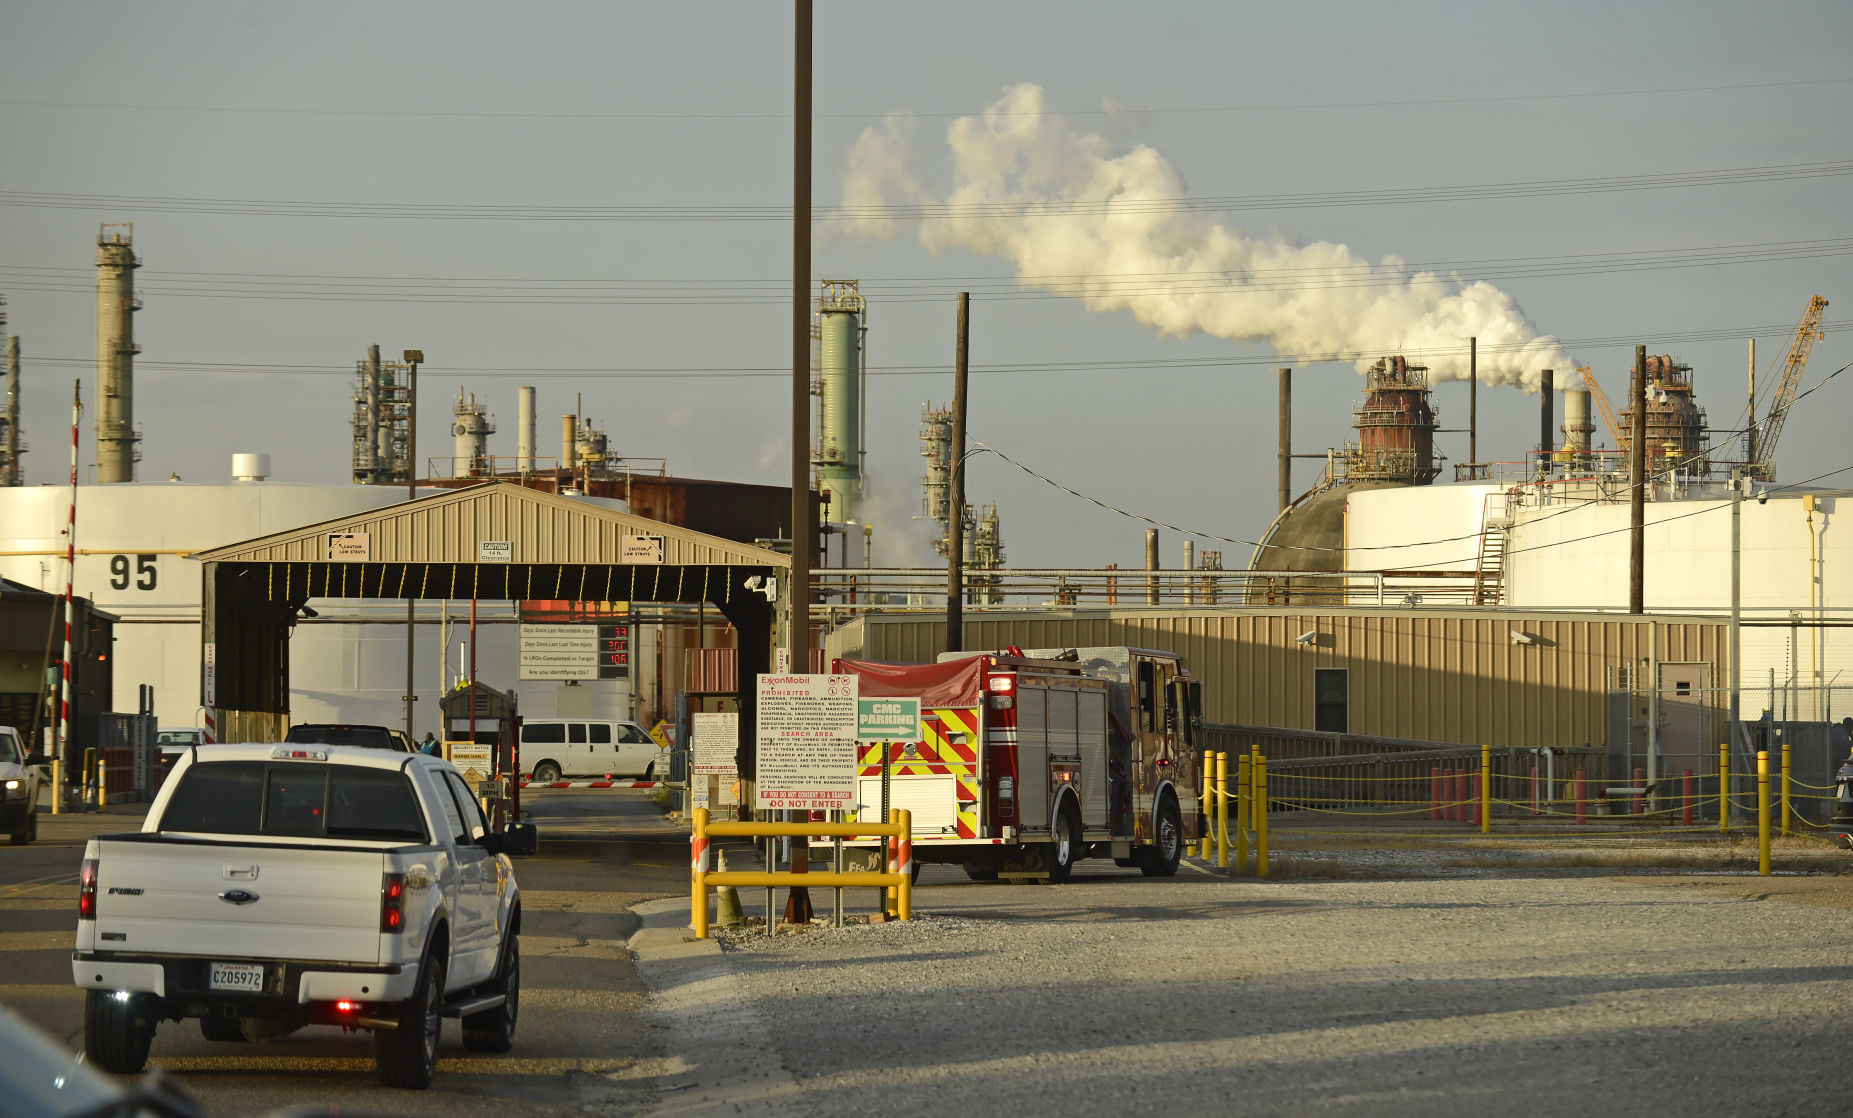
{"left": 72, "top": 743, "right": 538, "bottom": 1090}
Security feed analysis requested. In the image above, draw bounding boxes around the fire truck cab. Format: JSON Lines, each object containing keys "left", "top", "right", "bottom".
{"left": 832, "top": 646, "right": 1202, "bottom": 881}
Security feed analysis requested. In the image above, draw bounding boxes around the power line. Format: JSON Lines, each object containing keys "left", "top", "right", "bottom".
{"left": 17, "top": 319, "right": 1843, "bottom": 380}
{"left": 2, "top": 76, "right": 1845, "bottom": 121}
{"left": 2, "top": 160, "right": 1846, "bottom": 223}
{"left": 3, "top": 236, "right": 1847, "bottom": 306}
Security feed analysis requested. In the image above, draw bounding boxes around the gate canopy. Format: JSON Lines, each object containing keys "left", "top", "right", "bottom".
{"left": 188, "top": 481, "right": 783, "bottom": 762}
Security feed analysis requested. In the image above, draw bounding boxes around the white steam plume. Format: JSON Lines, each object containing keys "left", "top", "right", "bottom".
{"left": 840, "top": 84, "right": 1570, "bottom": 391}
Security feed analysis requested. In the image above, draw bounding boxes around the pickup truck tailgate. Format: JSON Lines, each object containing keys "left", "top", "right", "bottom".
{"left": 92, "top": 840, "right": 389, "bottom": 964}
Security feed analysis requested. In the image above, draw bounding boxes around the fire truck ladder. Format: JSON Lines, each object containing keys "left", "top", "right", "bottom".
{"left": 1472, "top": 491, "right": 1513, "bottom": 605}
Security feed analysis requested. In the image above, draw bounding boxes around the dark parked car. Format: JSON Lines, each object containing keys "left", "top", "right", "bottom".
{"left": 282, "top": 723, "right": 415, "bottom": 752}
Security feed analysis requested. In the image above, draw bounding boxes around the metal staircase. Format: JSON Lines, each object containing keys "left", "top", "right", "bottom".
{"left": 1472, "top": 492, "right": 1512, "bottom": 605}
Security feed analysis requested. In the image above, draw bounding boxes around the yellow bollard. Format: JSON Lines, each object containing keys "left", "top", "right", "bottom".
{"left": 50, "top": 758, "right": 61, "bottom": 816}
{"left": 1234, "top": 754, "right": 1250, "bottom": 874}
{"left": 1480, "top": 743, "right": 1491, "bottom": 835}
{"left": 1215, "top": 752, "right": 1229, "bottom": 868}
{"left": 97, "top": 759, "right": 107, "bottom": 812}
{"left": 895, "top": 809, "right": 913, "bottom": 921}
{"left": 1780, "top": 742, "right": 1791, "bottom": 837}
{"left": 1719, "top": 741, "right": 1730, "bottom": 833}
{"left": 1756, "top": 751, "right": 1771, "bottom": 877}
{"left": 691, "top": 807, "right": 710, "bottom": 940}
{"left": 1199, "top": 752, "right": 1214, "bottom": 859}
{"left": 1255, "top": 753, "right": 1269, "bottom": 879}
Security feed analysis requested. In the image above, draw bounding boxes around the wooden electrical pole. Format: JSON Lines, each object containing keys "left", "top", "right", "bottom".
{"left": 789, "top": 0, "right": 813, "bottom": 675}
{"left": 946, "top": 292, "right": 969, "bottom": 655}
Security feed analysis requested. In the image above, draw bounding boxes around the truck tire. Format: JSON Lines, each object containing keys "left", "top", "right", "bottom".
{"left": 10, "top": 805, "right": 33, "bottom": 845}
{"left": 532, "top": 762, "right": 561, "bottom": 783}
{"left": 1048, "top": 798, "right": 1083, "bottom": 883}
{"left": 84, "top": 989, "right": 156, "bottom": 1074}
{"left": 376, "top": 953, "right": 444, "bottom": 1089}
{"left": 962, "top": 863, "right": 998, "bottom": 882}
{"left": 200, "top": 1014, "right": 247, "bottom": 1042}
{"left": 462, "top": 935, "right": 519, "bottom": 1053}
{"left": 1140, "top": 792, "right": 1184, "bottom": 877}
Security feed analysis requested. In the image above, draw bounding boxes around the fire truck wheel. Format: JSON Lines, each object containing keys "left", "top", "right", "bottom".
{"left": 1140, "top": 793, "right": 1183, "bottom": 877}
{"left": 962, "top": 863, "right": 999, "bottom": 882}
{"left": 1048, "top": 799, "right": 1082, "bottom": 883}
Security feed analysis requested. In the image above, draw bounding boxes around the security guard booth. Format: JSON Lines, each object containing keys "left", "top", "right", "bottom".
{"left": 189, "top": 481, "right": 786, "bottom": 779}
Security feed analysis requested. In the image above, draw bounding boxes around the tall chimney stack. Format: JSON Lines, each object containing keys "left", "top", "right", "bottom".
{"left": 518, "top": 387, "right": 536, "bottom": 470}
{"left": 1277, "top": 368, "right": 1291, "bottom": 511}
{"left": 561, "top": 414, "right": 577, "bottom": 473}
{"left": 1539, "top": 369, "right": 1554, "bottom": 470}
{"left": 95, "top": 224, "right": 140, "bottom": 483}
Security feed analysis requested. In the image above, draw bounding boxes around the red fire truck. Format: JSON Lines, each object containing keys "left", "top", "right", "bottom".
{"left": 831, "top": 646, "right": 1202, "bottom": 881}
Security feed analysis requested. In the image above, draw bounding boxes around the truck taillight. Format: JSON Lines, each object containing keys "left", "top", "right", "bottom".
{"left": 997, "top": 777, "right": 1014, "bottom": 805}
{"left": 380, "top": 872, "right": 407, "bottom": 933}
{"left": 79, "top": 858, "right": 97, "bottom": 920}
{"left": 987, "top": 675, "right": 1015, "bottom": 694}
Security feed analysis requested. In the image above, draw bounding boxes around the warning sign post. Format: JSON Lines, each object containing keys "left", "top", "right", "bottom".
{"left": 754, "top": 674, "right": 858, "bottom": 812}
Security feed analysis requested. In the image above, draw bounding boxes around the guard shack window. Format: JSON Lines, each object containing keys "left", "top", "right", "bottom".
{"left": 1314, "top": 669, "right": 1349, "bottom": 733}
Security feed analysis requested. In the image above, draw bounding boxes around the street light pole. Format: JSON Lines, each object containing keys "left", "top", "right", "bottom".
{"left": 403, "top": 349, "right": 423, "bottom": 740}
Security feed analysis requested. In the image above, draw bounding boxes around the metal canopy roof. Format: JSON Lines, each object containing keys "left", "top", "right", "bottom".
{"left": 187, "top": 480, "right": 791, "bottom": 570}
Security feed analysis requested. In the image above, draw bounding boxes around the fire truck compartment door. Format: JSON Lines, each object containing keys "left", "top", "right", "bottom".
{"left": 1016, "top": 687, "right": 1049, "bottom": 830}
{"left": 1079, "top": 688, "right": 1108, "bottom": 828}
{"left": 857, "top": 775, "right": 958, "bottom": 837}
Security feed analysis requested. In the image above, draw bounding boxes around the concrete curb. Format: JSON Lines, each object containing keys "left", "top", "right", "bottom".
{"left": 627, "top": 896, "right": 722, "bottom": 962}
{"left": 629, "top": 897, "right": 805, "bottom": 1116}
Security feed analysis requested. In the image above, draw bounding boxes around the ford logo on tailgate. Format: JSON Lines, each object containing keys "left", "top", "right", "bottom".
{"left": 217, "top": 889, "right": 260, "bottom": 905}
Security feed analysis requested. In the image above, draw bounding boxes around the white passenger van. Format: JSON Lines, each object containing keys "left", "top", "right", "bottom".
{"left": 519, "top": 719, "right": 661, "bottom": 781}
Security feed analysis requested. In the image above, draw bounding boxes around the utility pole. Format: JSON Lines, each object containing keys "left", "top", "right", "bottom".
{"left": 1277, "top": 368, "right": 1291, "bottom": 512}
{"left": 403, "top": 349, "right": 423, "bottom": 740}
{"left": 1629, "top": 345, "right": 1647, "bottom": 614}
{"left": 946, "top": 293, "right": 970, "bottom": 655}
{"left": 5, "top": 335, "right": 20, "bottom": 487}
{"left": 1728, "top": 465, "right": 1743, "bottom": 824}
{"left": 1746, "top": 338, "right": 1756, "bottom": 472}
{"left": 789, "top": 0, "right": 813, "bottom": 677}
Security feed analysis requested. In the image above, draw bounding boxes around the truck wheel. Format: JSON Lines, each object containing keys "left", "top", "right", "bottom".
{"left": 1140, "top": 792, "right": 1184, "bottom": 877}
{"left": 200, "top": 1014, "right": 247, "bottom": 1042}
{"left": 84, "top": 989, "right": 156, "bottom": 1074}
{"left": 962, "top": 863, "right": 998, "bottom": 882}
{"left": 376, "top": 953, "right": 444, "bottom": 1089}
{"left": 532, "top": 762, "right": 561, "bottom": 783}
{"left": 462, "top": 935, "right": 519, "bottom": 1053}
{"left": 1048, "top": 799, "right": 1083, "bottom": 883}
{"left": 642, "top": 762, "right": 655, "bottom": 781}
{"left": 10, "top": 806, "right": 33, "bottom": 845}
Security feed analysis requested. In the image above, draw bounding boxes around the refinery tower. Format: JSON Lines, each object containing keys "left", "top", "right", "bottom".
{"left": 95, "top": 224, "right": 141, "bottom": 483}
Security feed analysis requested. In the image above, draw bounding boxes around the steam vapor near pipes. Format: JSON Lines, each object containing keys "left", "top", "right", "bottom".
{"left": 840, "top": 83, "right": 1569, "bottom": 391}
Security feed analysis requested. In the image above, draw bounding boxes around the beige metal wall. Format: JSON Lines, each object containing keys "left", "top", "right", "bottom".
{"left": 826, "top": 609, "right": 1727, "bottom": 751}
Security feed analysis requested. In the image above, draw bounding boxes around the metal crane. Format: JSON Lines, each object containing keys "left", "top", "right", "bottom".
{"left": 1576, "top": 364, "right": 1624, "bottom": 448}
{"left": 1751, "top": 294, "right": 1829, "bottom": 481}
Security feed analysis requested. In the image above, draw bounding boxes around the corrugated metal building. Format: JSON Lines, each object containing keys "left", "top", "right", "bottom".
{"left": 824, "top": 608, "right": 1728, "bottom": 753}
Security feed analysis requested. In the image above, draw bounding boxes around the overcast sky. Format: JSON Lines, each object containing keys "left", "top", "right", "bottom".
{"left": 2, "top": 1, "right": 1847, "bottom": 570}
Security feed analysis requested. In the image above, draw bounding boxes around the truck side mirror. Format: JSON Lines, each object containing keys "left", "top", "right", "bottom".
{"left": 500, "top": 822, "right": 539, "bottom": 857}
{"left": 23, "top": 752, "right": 46, "bottom": 768}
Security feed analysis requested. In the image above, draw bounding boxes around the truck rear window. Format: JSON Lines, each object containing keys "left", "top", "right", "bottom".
{"left": 162, "top": 762, "right": 428, "bottom": 842}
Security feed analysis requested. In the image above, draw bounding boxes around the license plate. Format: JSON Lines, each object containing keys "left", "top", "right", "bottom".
{"left": 209, "top": 962, "right": 265, "bottom": 992}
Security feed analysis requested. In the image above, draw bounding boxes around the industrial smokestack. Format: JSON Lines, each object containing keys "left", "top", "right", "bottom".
{"left": 1145, "top": 528, "right": 1159, "bottom": 606}
{"left": 1563, "top": 388, "right": 1592, "bottom": 455}
{"left": 1277, "top": 368, "right": 1291, "bottom": 511}
{"left": 562, "top": 414, "right": 577, "bottom": 471}
{"left": 1468, "top": 336, "right": 1477, "bottom": 467}
{"left": 1539, "top": 369, "right": 1554, "bottom": 468}
{"left": 518, "top": 386, "right": 536, "bottom": 470}
{"left": 95, "top": 224, "right": 140, "bottom": 483}
{"left": 4, "top": 334, "right": 19, "bottom": 487}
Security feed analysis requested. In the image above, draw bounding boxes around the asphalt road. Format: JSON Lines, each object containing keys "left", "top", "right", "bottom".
{"left": 0, "top": 788, "right": 689, "bottom": 1117}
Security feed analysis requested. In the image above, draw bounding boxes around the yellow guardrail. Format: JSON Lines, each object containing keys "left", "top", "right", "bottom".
{"left": 689, "top": 807, "right": 913, "bottom": 939}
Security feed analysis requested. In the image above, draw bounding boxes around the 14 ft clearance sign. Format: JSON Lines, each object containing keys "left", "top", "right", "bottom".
{"left": 754, "top": 674, "right": 858, "bottom": 812}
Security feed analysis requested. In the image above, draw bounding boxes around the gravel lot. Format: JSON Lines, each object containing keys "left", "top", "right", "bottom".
{"left": 642, "top": 862, "right": 1853, "bottom": 1117}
